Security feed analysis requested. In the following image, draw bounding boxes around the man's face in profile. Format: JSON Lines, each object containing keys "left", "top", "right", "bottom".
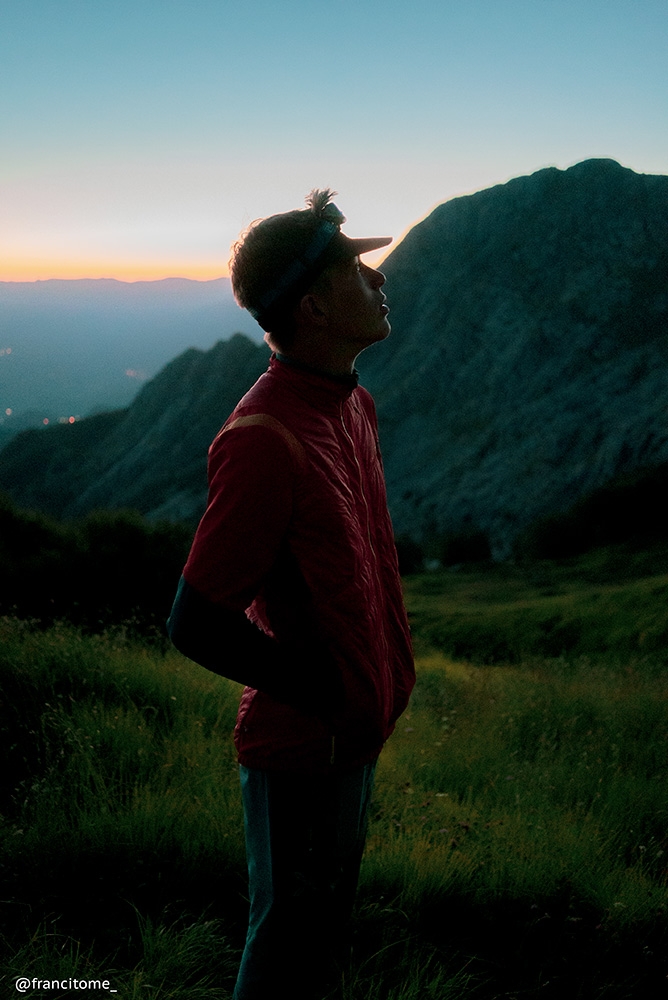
{"left": 315, "top": 256, "right": 390, "bottom": 353}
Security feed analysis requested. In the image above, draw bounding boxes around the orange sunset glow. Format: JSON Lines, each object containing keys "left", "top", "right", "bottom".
{"left": 0, "top": 247, "right": 394, "bottom": 283}
{"left": 0, "top": 258, "right": 228, "bottom": 283}
{"left": 1, "top": 1, "right": 664, "bottom": 290}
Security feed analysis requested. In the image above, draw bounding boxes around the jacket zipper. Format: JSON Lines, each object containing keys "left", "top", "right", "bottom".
{"left": 340, "top": 400, "right": 393, "bottom": 723}
{"left": 340, "top": 402, "right": 378, "bottom": 564}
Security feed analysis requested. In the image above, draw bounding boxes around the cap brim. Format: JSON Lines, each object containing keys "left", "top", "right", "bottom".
{"left": 344, "top": 235, "right": 393, "bottom": 255}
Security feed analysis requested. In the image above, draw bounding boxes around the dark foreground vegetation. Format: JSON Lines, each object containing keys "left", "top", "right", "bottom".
{"left": 0, "top": 493, "right": 192, "bottom": 637}
{"left": 1, "top": 526, "right": 667, "bottom": 997}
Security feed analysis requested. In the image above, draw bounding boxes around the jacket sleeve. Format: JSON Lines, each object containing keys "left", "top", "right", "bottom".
{"left": 167, "top": 421, "right": 343, "bottom": 715}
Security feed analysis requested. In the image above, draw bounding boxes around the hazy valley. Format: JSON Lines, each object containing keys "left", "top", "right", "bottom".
{"left": 0, "top": 275, "right": 259, "bottom": 449}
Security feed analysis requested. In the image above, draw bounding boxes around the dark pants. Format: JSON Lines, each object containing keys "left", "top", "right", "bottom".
{"left": 232, "top": 761, "right": 377, "bottom": 1000}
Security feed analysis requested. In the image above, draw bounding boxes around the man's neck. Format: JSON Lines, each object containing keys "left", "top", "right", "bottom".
{"left": 275, "top": 353, "right": 359, "bottom": 383}
{"left": 277, "top": 344, "right": 357, "bottom": 377}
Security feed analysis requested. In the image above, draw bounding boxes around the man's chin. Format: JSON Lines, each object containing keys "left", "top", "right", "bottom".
{"left": 357, "top": 325, "right": 390, "bottom": 357}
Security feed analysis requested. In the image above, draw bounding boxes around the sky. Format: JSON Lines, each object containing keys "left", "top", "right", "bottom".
{"left": 1, "top": 0, "right": 666, "bottom": 281}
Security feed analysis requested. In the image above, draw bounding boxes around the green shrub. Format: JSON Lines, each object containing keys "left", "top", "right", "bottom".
{"left": 0, "top": 494, "right": 192, "bottom": 636}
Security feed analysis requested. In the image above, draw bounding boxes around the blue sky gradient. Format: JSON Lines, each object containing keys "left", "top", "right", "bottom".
{"left": 2, "top": 0, "right": 666, "bottom": 278}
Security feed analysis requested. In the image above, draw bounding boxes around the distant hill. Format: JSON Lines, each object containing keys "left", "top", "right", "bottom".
{"left": 1, "top": 159, "right": 667, "bottom": 555}
{"left": 0, "top": 276, "right": 259, "bottom": 447}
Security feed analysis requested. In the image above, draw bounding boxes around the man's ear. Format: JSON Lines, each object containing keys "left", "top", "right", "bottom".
{"left": 298, "top": 291, "right": 328, "bottom": 326}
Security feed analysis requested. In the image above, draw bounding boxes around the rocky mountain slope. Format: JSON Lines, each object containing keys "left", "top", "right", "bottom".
{"left": 1, "top": 159, "right": 667, "bottom": 555}
{"left": 359, "top": 157, "right": 668, "bottom": 554}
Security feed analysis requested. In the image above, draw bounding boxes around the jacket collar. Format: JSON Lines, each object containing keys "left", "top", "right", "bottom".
{"left": 270, "top": 354, "right": 359, "bottom": 409}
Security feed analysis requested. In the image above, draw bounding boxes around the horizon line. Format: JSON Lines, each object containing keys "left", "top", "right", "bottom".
{"left": 0, "top": 265, "right": 230, "bottom": 283}
{"left": 0, "top": 246, "right": 393, "bottom": 284}
{"left": 0, "top": 273, "right": 229, "bottom": 285}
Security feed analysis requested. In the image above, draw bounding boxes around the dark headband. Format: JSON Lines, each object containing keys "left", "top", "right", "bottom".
{"left": 247, "top": 220, "right": 339, "bottom": 326}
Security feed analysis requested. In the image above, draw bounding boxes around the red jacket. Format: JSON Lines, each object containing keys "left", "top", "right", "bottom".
{"left": 174, "top": 355, "right": 414, "bottom": 773}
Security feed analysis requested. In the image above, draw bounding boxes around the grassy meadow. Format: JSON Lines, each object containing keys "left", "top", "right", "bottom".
{"left": 1, "top": 548, "right": 667, "bottom": 998}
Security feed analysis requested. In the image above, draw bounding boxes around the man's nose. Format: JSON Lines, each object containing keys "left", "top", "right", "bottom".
{"left": 366, "top": 265, "right": 385, "bottom": 288}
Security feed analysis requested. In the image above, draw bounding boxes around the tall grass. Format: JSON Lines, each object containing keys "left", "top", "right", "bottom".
{"left": 4, "top": 917, "right": 238, "bottom": 999}
{"left": 0, "top": 618, "right": 243, "bottom": 865}
{"left": 404, "top": 551, "right": 668, "bottom": 663}
{"left": 0, "top": 618, "right": 248, "bottom": 997}
{"left": 369, "top": 654, "right": 668, "bottom": 915}
{"left": 1, "top": 578, "right": 667, "bottom": 998}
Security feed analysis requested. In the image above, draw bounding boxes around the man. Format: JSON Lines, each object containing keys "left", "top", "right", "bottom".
{"left": 167, "top": 189, "right": 415, "bottom": 1000}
